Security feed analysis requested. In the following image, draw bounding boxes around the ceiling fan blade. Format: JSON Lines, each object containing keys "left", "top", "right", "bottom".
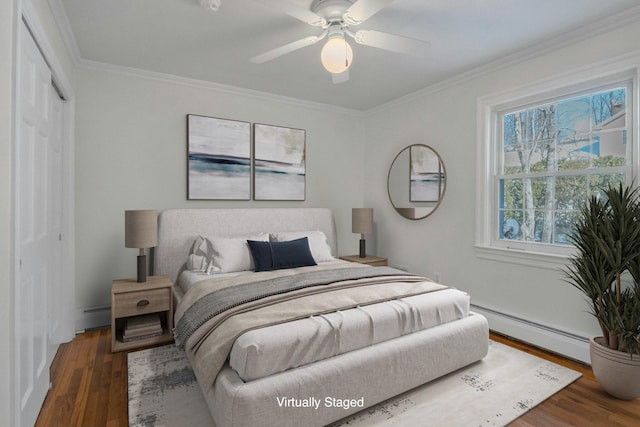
{"left": 343, "top": 0, "right": 397, "bottom": 25}
{"left": 250, "top": 33, "right": 327, "bottom": 64}
{"left": 332, "top": 69, "right": 350, "bottom": 84}
{"left": 353, "top": 29, "right": 431, "bottom": 56}
{"left": 255, "top": 0, "right": 327, "bottom": 27}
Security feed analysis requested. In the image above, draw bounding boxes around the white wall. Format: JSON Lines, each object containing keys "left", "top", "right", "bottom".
{"left": 363, "top": 20, "right": 640, "bottom": 361}
{"left": 74, "top": 67, "right": 366, "bottom": 327}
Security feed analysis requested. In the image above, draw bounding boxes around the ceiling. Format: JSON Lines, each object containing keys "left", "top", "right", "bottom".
{"left": 54, "top": 0, "right": 640, "bottom": 111}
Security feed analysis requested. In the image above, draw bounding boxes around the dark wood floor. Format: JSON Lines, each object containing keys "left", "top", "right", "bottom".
{"left": 35, "top": 328, "right": 640, "bottom": 426}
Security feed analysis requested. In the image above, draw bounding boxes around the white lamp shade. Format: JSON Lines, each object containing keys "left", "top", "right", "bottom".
{"left": 321, "top": 37, "right": 353, "bottom": 74}
{"left": 352, "top": 208, "right": 373, "bottom": 235}
{"left": 125, "top": 210, "right": 158, "bottom": 249}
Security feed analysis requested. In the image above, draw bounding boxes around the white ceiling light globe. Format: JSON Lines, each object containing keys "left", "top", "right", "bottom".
{"left": 321, "top": 37, "right": 353, "bottom": 74}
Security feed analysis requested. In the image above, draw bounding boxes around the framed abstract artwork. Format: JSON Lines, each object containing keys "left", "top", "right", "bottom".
{"left": 187, "top": 114, "right": 251, "bottom": 200}
{"left": 410, "top": 145, "right": 445, "bottom": 202}
{"left": 253, "top": 123, "right": 306, "bottom": 201}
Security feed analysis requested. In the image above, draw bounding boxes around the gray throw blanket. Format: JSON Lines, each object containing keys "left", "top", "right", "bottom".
{"left": 174, "top": 266, "right": 413, "bottom": 349}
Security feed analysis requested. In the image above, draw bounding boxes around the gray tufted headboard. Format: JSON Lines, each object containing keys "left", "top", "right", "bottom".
{"left": 154, "top": 208, "right": 338, "bottom": 284}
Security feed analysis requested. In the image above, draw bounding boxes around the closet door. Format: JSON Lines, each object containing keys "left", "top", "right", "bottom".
{"left": 18, "top": 22, "right": 64, "bottom": 427}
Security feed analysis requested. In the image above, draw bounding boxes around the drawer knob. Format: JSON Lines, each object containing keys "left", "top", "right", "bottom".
{"left": 137, "top": 299, "right": 150, "bottom": 307}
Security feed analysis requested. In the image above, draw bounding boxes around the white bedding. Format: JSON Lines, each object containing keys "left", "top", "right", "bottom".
{"left": 177, "top": 270, "right": 251, "bottom": 295}
{"left": 229, "top": 287, "right": 470, "bottom": 381}
{"left": 178, "top": 259, "right": 470, "bottom": 383}
{"left": 177, "top": 259, "right": 350, "bottom": 294}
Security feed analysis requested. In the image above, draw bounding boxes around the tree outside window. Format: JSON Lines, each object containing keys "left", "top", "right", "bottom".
{"left": 498, "top": 87, "right": 627, "bottom": 246}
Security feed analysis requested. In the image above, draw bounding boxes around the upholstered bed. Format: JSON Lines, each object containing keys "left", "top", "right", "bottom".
{"left": 155, "top": 208, "right": 489, "bottom": 427}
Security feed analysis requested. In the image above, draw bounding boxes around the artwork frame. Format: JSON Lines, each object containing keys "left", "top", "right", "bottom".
{"left": 253, "top": 123, "right": 306, "bottom": 201}
{"left": 410, "top": 145, "right": 445, "bottom": 202}
{"left": 187, "top": 114, "right": 251, "bottom": 200}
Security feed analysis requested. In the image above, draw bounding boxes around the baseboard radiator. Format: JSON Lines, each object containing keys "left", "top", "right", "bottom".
{"left": 471, "top": 303, "right": 591, "bottom": 364}
{"left": 76, "top": 305, "right": 111, "bottom": 333}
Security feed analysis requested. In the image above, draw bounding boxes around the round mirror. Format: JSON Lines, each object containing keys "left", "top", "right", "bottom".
{"left": 387, "top": 144, "right": 447, "bottom": 220}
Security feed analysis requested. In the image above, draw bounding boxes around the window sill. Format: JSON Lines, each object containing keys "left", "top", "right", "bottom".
{"left": 474, "top": 245, "right": 569, "bottom": 271}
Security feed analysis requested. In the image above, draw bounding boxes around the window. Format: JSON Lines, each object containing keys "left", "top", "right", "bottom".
{"left": 499, "top": 83, "right": 630, "bottom": 249}
{"left": 477, "top": 71, "right": 636, "bottom": 260}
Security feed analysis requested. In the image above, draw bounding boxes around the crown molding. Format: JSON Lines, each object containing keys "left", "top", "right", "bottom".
{"left": 76, "top": 58, "right": 365, "bottom": 117}
{"left": 47, "top": 0, "right": 81, "bottom": 64}
{"left": 365, "top": 4, "right": 640, "bottom": 116}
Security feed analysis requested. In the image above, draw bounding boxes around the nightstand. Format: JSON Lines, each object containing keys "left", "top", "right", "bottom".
{"left": 111, "top": 275, "right": 173, "bottom": 352}
{"left": 339, "top": 255, "right": 388, "bottom": 266}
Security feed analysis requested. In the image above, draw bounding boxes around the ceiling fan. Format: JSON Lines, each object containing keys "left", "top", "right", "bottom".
{"left": 251, "top": 0, "right": 431, "bottom": 84}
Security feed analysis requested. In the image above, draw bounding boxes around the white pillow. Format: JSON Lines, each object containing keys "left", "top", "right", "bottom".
{"left": 186, "top": 236, "right": 211, "bottom": 273}
{"left": 270, "top": 231, "right": 334, "bottom": 262}
{"left": 206, "top": 233, "right": 269, "bottom": 273}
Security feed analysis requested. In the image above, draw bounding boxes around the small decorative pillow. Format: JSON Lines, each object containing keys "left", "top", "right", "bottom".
{"left": 247, "top": 237, "right": 317, "bottom": 272}
{"left": 269, "top": 231, "right": 333, "bottom": 262}
{"left": 186, "top": 236, "right": 212, "bottom": 273}
{"left": 206, "top": 233, "right": 269, "bottom": 273}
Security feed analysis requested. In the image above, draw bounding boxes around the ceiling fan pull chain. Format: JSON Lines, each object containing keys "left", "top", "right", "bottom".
{"left": 345, "top": 43, "right": 350, "bottom": 68}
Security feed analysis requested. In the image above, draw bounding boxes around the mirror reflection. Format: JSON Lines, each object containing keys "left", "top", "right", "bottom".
{"left": 387, "top": 144, "right": 446, "bottom": 220}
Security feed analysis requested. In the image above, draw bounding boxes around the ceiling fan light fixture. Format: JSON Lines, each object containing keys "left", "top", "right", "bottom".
{"left": 321, "top": 36, "right": 353, "bottom": 74}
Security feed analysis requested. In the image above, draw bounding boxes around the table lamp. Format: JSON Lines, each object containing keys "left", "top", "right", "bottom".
{"left": 352, "top": 208, "right": 373, "bottom": 258}
{"left": 125, "top": 210, "right": 158, "bottom": 283}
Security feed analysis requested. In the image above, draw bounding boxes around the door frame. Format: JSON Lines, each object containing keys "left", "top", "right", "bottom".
{"left": 14, "top": 1, "right": 75, "bottom": 424}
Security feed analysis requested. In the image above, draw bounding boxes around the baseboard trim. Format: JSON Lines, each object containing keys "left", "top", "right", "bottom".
{"left": 471, "top": 304, "right": 591, "bottom": 364}
{"left": 75, "top": 305, "right": 111, "bottom": 333}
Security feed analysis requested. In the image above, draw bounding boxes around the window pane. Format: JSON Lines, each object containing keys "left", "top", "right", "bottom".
{"left": 554, "top": 210, "right": 578, "bottom": 245}
{"left": 503, "top": 153, "right": 522, "bottom": 175}
{"left": 521, "top": 209, "right": 535, "bottom": 242}
{"left": 557, "top": 96, "right": 590, "bottom": 139}
{"left": 592, "top": 88, "right": 626, "bottom": 128}
{"left": 532, "top": 209, "right": 553, "bottom": 243}
{"left": 557, "top": 132, "right": 591, "bottom": 171}
{"left": 500, "top": 210, "right": 523, "bottom": 240}
{"left": 503, "top": 113, "right": 517, "bottom": 145}
{"left": 557, "top": 152, "right": 590, "bottom": 171}
{"left": 590, "top": 173, "right": 625, "bottom": 199}
{"left": 503, "top": 108, "right": 558, "bottom": 174}
{"left": 555, "top": 175, "right": 587, "bottom": 210}
{"left": 500, "top": 179, "right": 523, "bottom": 209}
{"left": 529, "top": 177, "right": 552, "bottom": 209}
{"left": 503, "top": 113, "right": 521, "bottom": 175}
{"left": 592, "top": 130, "right": 626, "bottom": 168}
{"left": 513, "top": 109, "right": 535, "bottom": 143}
{"left": 532, "top": 139, "right": 555, "bottom": 172}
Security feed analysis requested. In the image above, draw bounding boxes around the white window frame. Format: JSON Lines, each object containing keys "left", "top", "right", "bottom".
{"left": 476, "top": 57, "right": 640, "bottom": 269}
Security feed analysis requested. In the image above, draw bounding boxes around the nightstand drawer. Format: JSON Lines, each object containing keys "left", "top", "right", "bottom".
{"left": 113, "top": 288, "right": 170, "bottom": 318}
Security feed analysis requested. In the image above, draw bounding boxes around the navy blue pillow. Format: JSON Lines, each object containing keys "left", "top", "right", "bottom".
{"left": 247, "top": 237, "right": 317, "bottom": 272}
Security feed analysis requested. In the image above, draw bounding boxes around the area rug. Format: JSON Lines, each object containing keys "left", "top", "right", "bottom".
{"left": 128, "top": 340, "right": 581, "bottom": 427}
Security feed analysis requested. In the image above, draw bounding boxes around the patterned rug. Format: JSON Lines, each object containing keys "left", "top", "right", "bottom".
{"left": 128, "top": 340, "right": 581, "bottom": 427}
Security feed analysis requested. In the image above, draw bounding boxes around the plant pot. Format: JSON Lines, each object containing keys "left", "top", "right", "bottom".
{"left": 590, "top": 336, "right": 640, "bottom": 400}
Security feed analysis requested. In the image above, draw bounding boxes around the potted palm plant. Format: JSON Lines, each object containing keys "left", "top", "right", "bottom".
{"left": 565, "top": 183, "right": 640, "bottom": 400}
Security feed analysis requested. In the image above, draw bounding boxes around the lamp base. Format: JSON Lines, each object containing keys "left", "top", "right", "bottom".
{"left": 359, "top": 239, "right": 366, "bottom": 258}
{"left": 137, "top": 254, "right": 147, "bottom": 283}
